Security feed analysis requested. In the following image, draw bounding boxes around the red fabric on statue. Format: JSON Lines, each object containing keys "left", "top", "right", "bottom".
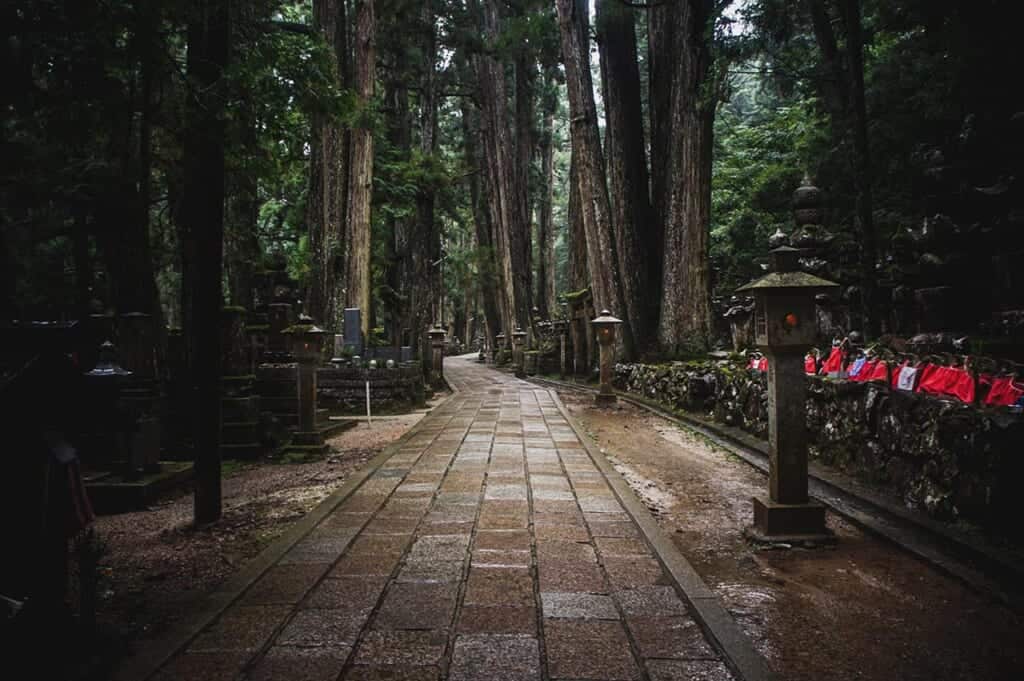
{"left": 821, "top": 347, "right": 843, "bottom": 375}
{"left": 851, "top": 360, "right": 876, "bottom": 383}
{"left": 890, "top": 362, "right": 909, "bottom": 388}
{"left": 866, "top": 361, "right": 889, "bottom": 383}
{"left": 985, "top": 377, "right": 1024, "bottom": 407}
{"left": 917, "top": 365, "right": 949, "bottom": 395}
{"left": 758, "top": 357, "right": 768, "bottom": 372}
{"left": 805, "top": 355, "right": 817, "bottom": 375}
{"left": 947, "top": 368, "right": 976, "bottom": 403}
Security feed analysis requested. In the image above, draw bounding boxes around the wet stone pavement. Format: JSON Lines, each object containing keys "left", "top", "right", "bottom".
{"left": 150, "top": 357, "right": 734, "bottom": 681}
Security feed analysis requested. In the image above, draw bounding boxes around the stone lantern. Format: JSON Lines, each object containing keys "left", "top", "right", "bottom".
{"left": 495, "top": 332, "right": 506, "bottom": 365}
{"left": 591, "top": 310, "right": 622, "bottom": 405}
{"left": 737, "top": 245, "right": 838, "bottom": 543}
{"left": 283, "top": 315, "right": 328, "bottom": 454}
{"left": 511, "top": 326, "right": 527, "bottom": 378}
{"left": 428, "top": 323, "right": 447, "bottom": 389}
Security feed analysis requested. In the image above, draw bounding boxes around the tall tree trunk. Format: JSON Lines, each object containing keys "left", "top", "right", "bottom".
{"left": 514, "top": 51, "right": 535, "bottom": 325}
{"left": 384, "top": 52, "right": 413, "bottom": 346}
{"left": 567, "top": 153, "right": 589, "bottom": 293}
{"left": 657, "top": 0, "right": 715, "bottom": 355}
{"left": 459, "top": 56, "right": 502, "bottom": 356}
{"left": 555, "top": 0, "right": 635, "bottom": 357}
{"left": 839, "top": 0, "right": 877, "bottom": 337}
{"left": 184, "top": 0, "right": 229, "bottom": 526}
{"left": 804, "top": 0, "right": 877, "bottom": 336}
{"left": 225, "top": 3, "right": 260, "bottom": 311}
{"left": 473, "top": 0, "right": 523, "bottom": 345}
{"left": 648, "top": 0, "right": 673, "bottom": 294}
{"left": 345, "top": 0, "right": 375, "bottom": 341}
{"left": 417, "top": 0, "right": 440, "bottom": 332}
{"left": 596, "top": 0, "right": 654, "bottom": 351}
{"left": 536, "top": 67, "right": 558, "bottom": 319}
{"left": 307, "top": 0, "right": 349, "bottom": 329}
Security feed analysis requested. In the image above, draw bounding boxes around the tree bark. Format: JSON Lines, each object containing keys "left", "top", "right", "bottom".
{"left": 596, "top": 0, "right": 654, "bottom": 351}
{"left": 459, "top": 55, "right": 502, "bottom": 356}
{"left": 184, "top": 0, "right": 229, "bottom": 526}
{"left": 555, "top": 0, "right": 635, "bottom": 357}
{"left": 307, "top": 0, "right": 349, "bottom": 329}
{"left": 648, "top": 0, "right": 673, "bottom": 291}
{"left": 536, "top": 67, "right": 558, "bottom": 319}
{"left": 838, "top": 0, "right": 877, "bottom": 337}
{"left": 345, "top": 0, "right": 375, "bottom": 341}
{"left": 514, "top": 50, "right": 535, "bottom": 325}
{"left": 473, "top": 0, "right": 523, "bottom": 346}
{"left": 657, "top": 0, "right": 715, "bottom": 355}
{"left": 416, "top": 0, "right": 441, "bottom": 332}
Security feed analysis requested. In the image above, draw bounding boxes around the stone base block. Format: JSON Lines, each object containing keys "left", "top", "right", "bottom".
{"left": 746, "top": 496, "right": 834, "bottom": 545}
{"left": 288, "top": 430, "right": 328, "bottom": 455}
{"left": 594, "top": 392, "right": 617, "bottom": 406}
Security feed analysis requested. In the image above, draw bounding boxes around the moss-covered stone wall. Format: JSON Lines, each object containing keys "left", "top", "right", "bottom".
{"left": 613, "top": 361, "right": 1024, "bottom": 534}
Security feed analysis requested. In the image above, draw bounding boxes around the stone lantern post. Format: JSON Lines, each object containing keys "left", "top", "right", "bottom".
{"left": 428, "top": 323, "right": 447, "bottom": 389}
{"left": 737, "top": 246, "right": 838, "bottom": 543}
{"left": 495, "top": 332, "right": 506, "bottom": 365}
{"left": 591, "top": 310, "right": 622, "bottom": 405}
{"left": 284, "top": 315, "right": 328, "bottom": 454}
{"left": 512, "top": 326, "right": 527, "bottom": 378}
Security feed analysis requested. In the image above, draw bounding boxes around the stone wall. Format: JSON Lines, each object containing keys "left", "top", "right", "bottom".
{"left": 613, "top": 361, "right": 1024, "bottom": 535}
{"left": 317, "top": 366, "right": 424, "bottom": 411}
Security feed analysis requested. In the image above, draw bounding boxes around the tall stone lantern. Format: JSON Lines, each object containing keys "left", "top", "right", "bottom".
{"left": 511, "top": 326, "right": 527, "bottom": 378}
{"left": 737, "top": 246, "right": 838, "bottom": 542}
{"left": 283, "top": 315, "right": 328, "bottom": 454}
{"left": 591, "top": 310, "right": 622, "bottom": 405}
{"left": 428, "top": 323, "right": 447, "bottom": 389}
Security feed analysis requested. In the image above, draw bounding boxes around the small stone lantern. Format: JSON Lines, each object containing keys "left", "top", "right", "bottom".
{"left": 495, "top": 332, "right": 506, "bottom": 365}
{"left": 591, "top": 310, "right": 622, "bottom": 405}
{"left": 283, "top": 315, "right": 328, "bottom": 454}
{"left": 428, "top": 323, "right": 447, "bottom": 389}
{"left": 511, "top": 326, "right": 527, "bottom": 378}
{"left": 737, "top": 246, "right": 838, "bottom": 543}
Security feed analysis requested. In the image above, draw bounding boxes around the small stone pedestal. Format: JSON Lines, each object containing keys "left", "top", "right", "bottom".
{"left": 284, "top": 317, "right": 328, "bottom": 456}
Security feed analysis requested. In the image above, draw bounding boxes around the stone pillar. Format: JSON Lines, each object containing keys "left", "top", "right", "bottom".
{"left": 117, "top": 312, "right": 157, "bottom": 379}
{"left": 738, "top": 245, "right": 838, "bottom": 544}
{"left": 559, "top": 325, "right": 567, "bottom": 379}
{"left": 267, "top": 302, "right": 294, "bottom": 357}
{"left": 429, "top": 325, "right": 446, "bottom": 389}
{"left": 285, "top": 321, "right": 327, "bottom": 454}
{"left": 592, "top": 311, "right": 622, "bottom": 405}
{"left": 221, "top": 308, "right": 249, "bottom": 377}
{"left": 117, "top": 312, "right": 161, "bottom": 473}
{"left": 512, "top": 327, "right": 527, "bottom": 378}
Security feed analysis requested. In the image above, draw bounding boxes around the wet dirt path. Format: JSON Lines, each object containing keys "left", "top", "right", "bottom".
{"left": 560, "top": 392, "right": 1024, "bottom": 681}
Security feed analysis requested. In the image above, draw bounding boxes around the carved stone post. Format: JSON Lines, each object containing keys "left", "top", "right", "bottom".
{"left": 591, "top": 310, "right": 622, "bottom": 405}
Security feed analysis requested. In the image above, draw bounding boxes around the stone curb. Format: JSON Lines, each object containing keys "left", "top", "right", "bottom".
{"left": 543, "top": 387, "right": 779, "bottom": 681}
{"left": 528, "top": 375, "right": 1024, "bottom": 612}
{"left": 113, "top": 382, "right": 460, "bottom": 681}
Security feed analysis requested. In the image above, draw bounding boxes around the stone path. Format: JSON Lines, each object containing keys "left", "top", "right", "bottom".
{"left": 146, "top": 357, "right": 734, "bottom": 681}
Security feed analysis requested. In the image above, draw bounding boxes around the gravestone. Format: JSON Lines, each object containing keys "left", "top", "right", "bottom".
{"left": 400, "top": 345, "right": 413, "bottom": 363}
{"left": 344, "top": 308, "right": 363, "bottom": 356}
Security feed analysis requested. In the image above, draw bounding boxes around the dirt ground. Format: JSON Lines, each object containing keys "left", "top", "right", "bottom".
{"left": 92, "top": 408, "right": 430, "bottom": 651}
{"left": 560, "top": 391, "right": 1024, "bottom": 681}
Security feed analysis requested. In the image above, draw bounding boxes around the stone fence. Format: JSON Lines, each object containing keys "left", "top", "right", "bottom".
{"left": 613, "top": 361, "right": 1024, "bottom": 536}
{"left": 317, "top": 366, "right": 424, "bottom": 412}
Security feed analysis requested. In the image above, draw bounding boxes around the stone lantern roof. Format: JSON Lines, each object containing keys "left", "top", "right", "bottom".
{"left": 737, "top": 247, "right": 838, "bottom": 293}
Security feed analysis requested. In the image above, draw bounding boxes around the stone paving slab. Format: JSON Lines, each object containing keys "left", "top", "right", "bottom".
{"left": 128, "top": 357, "right": 755, "bottom": 681}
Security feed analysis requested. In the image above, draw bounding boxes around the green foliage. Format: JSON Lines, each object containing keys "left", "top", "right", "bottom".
{"left": 711, "top": 79, "right": 829, "bottom": 293}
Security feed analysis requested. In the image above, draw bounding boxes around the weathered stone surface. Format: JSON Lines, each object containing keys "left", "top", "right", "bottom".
{"left": 614, "top": 359, "right": 1024, "bottom": 532}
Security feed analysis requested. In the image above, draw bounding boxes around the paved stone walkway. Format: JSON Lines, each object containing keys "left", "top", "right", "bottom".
{"left": 148, "top": 357, "right": 734, "bottom": 681}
